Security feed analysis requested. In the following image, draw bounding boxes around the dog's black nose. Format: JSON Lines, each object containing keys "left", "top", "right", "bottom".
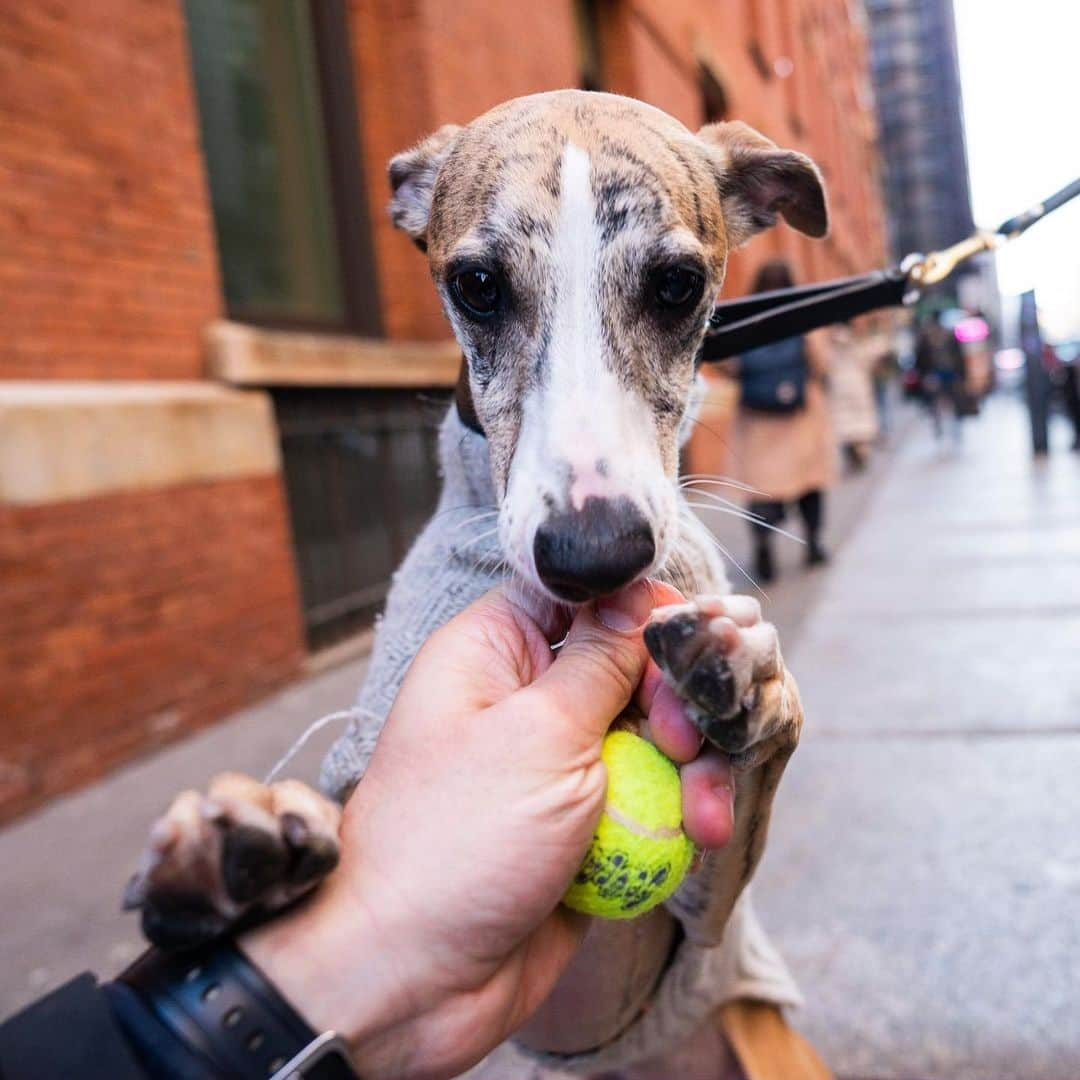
{"left": 533, "top": 497, "right": 656, "bottom": 602}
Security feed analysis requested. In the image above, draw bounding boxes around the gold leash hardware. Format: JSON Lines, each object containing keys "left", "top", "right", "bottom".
{"left": 905, "top": 230, "right": 1003, "bottom": 289}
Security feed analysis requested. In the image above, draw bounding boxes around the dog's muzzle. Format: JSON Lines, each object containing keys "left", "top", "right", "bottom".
{"left": 533, "top": 496, "right": 655, "bottom": 602}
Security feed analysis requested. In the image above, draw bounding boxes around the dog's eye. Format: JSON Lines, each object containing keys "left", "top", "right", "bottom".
{"left": 652, "top": 266, "right": 704, "bottom": 312}
{"left": 451, "top": 269, "right": 502, "bottom": 319}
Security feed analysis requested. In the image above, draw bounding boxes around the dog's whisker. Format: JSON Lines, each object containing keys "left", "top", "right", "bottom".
{"left": 454, "top": 526, "right": 502, "bottom": 554}
{"left": 687, "top": 499, "right": 770, "bottom": 528}
{"left": 464, "top": 538, "right": 503, "bottom": 561}
{"left": 680, "top": 510, "right": 769, "bottom": 600}
{"left": 466, "top": 552, "right": 509, "bottom": 576}
{"left": 433, "top": 514, "right": 499, "bottom": 543}
{"left": 685, "top": 501, "right": 806, "bottom": 545}
{"left": 683, "top": 490, "right": 807, "bottom": 544}
{"left": 428, "top": 502, "right": 498, "bottom": 523}
{"left": 681, "top": 492, "right": 771, "bottom": 526}
{"left": 450, "top": 508, "right": 498, "bottom": 522}
{"left": 445, "top": 509, "right": 500, "bottom": 537}
{"left": 443, "top": 515, "right": 500, "bottom": 544}
{"left": 678, "top": 475, "right": 772, "bottom": 497}
{"left": 673, "top": 507, "right": 768, "bottom": 600}
{"left": 681, "top": 486, "right": 763, "bottom": 517}
{"left": 459, "top": 541, "right": 508, "bottom": 575}
{"left": 679, "top": 472, "right": 756, "bottom": 485}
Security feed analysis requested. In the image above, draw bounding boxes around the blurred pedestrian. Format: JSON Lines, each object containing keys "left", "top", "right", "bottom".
{"left": 871, "top": 315, "right": 900, "bottom": 437}
{"left": 828, "top": 317, "right": 882, "bottom": 471}
{"left": 915, "top": 312, "right": 966, "bottom": 443}
{"left": 1041, "top": 341, "right": 1080, "bottom": 451}
{"left": 730, "top": 259, "right": 836, "bottom": 584}
{"left": 1061, "top": 353, "right": 1080, "bottom": 451}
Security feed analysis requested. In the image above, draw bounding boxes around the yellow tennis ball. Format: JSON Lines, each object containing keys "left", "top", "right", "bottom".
{"left": 563, "top": 730, "right": 694, "bottom": 919}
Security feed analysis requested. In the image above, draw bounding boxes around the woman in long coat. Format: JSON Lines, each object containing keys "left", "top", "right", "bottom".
{"left": 729, "top": 260, "right": 836, "bottom": 582}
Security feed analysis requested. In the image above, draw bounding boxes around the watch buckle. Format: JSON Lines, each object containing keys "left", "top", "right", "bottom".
{"left": 269, "top": 1030, "right": 358, "bottom": 1079}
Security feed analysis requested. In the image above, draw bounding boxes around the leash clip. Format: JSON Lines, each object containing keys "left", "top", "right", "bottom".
{"left": 904, "top": 231, "right": 1001, "bottom": 290}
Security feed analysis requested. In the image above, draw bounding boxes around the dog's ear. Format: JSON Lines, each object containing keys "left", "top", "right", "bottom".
{"left": 388, "top": 124, "right": 462, "bottom": 251}
{"left": 697, "top": 121, "right": 828, "bottom": 246}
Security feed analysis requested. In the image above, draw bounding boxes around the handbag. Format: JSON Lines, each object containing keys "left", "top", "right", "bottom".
{"left": 738, "top": 337, "right": 808, "bottom": 413}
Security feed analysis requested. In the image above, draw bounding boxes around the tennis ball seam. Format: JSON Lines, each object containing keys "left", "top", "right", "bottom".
{"left": 603, "top": 802, "right": 684, "bottom": 840}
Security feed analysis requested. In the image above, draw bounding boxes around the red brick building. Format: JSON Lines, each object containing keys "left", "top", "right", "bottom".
{"left": 0, "top": 0, "right": 886, "bottom": 821}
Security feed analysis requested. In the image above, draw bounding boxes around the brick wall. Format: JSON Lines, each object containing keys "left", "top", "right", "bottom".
{"left": 348, "top": 0, "right": 888, "bottom": 329}
{"left": 606, "top": 0, "right": 888, "bottom": 295}
{"left": 0, "top": 2, "right": 305, "bottom": 823}
{"left": 0, "top": 475, "right": 304, "bottom": 821}
{"left": 0, "top": 3, "right": 221, "bottom": 380}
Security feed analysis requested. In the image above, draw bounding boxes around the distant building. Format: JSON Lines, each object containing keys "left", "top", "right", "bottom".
{"left": 1, "top": 0, "right": 887, "bottom": 821}
{"left": 864, "top": 0, "right": 974, "bottom": 260}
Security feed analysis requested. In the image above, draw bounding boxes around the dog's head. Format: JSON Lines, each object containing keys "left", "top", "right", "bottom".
{"left": 389, "top": 91, "right": 827, "bottom": 603}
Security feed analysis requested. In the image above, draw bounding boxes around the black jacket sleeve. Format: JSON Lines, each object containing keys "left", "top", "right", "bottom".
{"left": 0, "top": 973, "right": 148, "bottom": 1080}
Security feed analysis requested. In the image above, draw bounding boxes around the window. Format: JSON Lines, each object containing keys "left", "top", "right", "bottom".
{"left": 184, "top": 0, "right": 379, "bottom": 332}
{"left": 274, "top": 388, "right": 448, "bottom": 648}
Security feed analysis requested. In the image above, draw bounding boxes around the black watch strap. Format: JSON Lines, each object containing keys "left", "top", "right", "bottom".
{"left": 117, "top": 942, "right": 359, "bottom": 1079}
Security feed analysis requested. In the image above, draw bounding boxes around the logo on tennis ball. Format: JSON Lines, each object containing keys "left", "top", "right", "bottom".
{"left": 572, "top": 845, "right": 676, "bottom": 913}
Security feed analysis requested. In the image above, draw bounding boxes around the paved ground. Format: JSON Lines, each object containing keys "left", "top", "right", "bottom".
{"left": 754, "top": 394, "right": 1080, "bottom": 1080}
{"left": 3, "top": 393, "right": 1076, "bottom": 1080}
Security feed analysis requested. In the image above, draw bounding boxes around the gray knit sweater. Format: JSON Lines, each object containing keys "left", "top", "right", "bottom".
{"left": 320, "top": 408, "right": 799, "bottom": 1074}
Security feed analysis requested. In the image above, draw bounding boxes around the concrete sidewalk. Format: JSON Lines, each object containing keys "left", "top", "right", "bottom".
{"left": 754, "top": 394, "right": 1080, "bottom": 1080}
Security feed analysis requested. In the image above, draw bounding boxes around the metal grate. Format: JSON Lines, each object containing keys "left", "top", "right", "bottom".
{"left": 273, "top": 388, "right": 449, "bottom": 649}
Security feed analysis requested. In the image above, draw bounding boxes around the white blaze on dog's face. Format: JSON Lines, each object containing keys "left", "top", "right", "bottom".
{"left": 389, "top": 91, "right": 827, "bottom": 603}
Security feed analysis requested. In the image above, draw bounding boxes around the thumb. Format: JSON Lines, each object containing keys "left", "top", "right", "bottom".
{"left": 395, "top": 586, "right": 554, "bottom": 718}
{"left": 527, "top": 580, "right": 656, "bottom": 748}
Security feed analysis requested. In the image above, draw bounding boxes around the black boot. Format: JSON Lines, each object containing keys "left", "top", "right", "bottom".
{"left": 754, "top": 540, "right": 776, "bottom": 584}
{"left": 805, "top": 536, "right": 829, "bottom": 567}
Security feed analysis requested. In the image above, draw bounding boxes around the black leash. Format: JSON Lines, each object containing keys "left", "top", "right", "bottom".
{"left": 699, "top": 267, "right": 910, "bottom": 361}
{"left": 699, "top": 175, "right": 1080, "bottom": 363}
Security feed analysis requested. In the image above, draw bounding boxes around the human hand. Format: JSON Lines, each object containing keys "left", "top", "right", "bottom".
{"left": 244, "top": 579, "right": 735, "bottom": 1079}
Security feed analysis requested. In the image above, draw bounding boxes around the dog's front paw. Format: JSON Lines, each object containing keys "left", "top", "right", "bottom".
{"left": 644, "top": 595, "right": 800, "bottom": 765}
{"left": 123, "top": 773, "right": 341, "bottom": 949}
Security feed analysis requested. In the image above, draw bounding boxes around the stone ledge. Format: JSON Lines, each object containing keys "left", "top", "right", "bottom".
{"left": 207, "top": 319, "right": 461, "bottom": 388}
{"left": 0, "top": 381, "right": 281, "bottom": 506}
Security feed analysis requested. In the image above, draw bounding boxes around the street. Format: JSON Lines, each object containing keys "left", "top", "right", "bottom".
{"left": 1, "top": 393, "right": 1078, "bottom": 1079}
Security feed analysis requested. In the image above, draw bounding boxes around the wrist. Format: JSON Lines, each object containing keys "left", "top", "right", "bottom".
{"left": 240, "top": 884, "right": 407, "bottom": 1059}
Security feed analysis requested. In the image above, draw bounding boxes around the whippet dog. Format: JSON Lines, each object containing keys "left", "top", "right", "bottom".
{"left": 126, "top": 91, "right": 828, "bottom": 1076}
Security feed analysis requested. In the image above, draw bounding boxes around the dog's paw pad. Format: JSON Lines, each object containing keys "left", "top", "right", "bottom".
{"left": 646, "top": 596, "right": 779, "bottom": 755}
{"left": 125, "top": 776, "right": 341, "bottom": 949}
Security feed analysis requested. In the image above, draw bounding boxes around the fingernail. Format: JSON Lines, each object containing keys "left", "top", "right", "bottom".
{"left": 597, "top": 579, "right": 656, "bottom": 632}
